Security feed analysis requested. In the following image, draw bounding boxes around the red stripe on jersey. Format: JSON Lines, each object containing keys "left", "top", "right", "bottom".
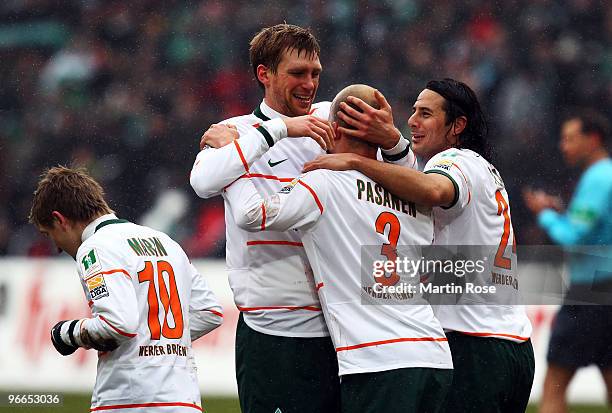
{"left": 260, "top": 203, "right": 266, "bottom": 230}
{"left": 233, "top": 140, "right": 249, "bottom": 173}
{"left": 309, "top": 108, "right": 316, "bottom": 115}
{"left": 90, "top": 402, "right": 202, "bottom": 411}
{"left": 203, "top": 309, "right": 224, "bottom": 318}
{"left": 88, "top": 300, "right": 93, "bottom": 308}
{"left": 298, "top": 180, "right": 323, "bottom": 213}
{"left": 454, "top": 331, "right": 530, "bottom": 342}
{"left": 224, "top": 174, "right": 293, "bottom": 192}
{"left": 237, "top": 305, "right": 322, "bottom": 312}
{"left": 239, "top": 173, "right": 294, "bottom": 182}
{"left": 98, "top": 315, "right": 137, "bottom": 338}
{"left": 246, "top": 240, "right": 303, "bottom": 247}
{"left": 336, "top": 336, "right": 448, "bottom": 352}
{"left": 315, "top": 282, "right": 324, "bottom": 291}
{"left": 85, "top": 268, "right": 131, "bottom": 281}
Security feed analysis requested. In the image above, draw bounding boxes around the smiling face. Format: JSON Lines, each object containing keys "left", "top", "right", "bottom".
{"left": 260, "top": 48, "right": 321, "bottom": 117}
{"left": 408, "top": 89, "right": 457, "bottom": 161}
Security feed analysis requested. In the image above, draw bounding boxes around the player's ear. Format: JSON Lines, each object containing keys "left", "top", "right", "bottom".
{"left": 256, "top": 64, "right": 270, "bottom": 86}
{"left": 452, "top": 116, "right": 467, "bottom": 137}
{"left": 51, "top": 211, "right": 69, "bottom": 229}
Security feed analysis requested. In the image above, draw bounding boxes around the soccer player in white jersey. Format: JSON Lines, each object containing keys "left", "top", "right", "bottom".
{"left": 223, "top": 84, "right": 453, "bottom": 413}
{"left": 189, "top": 24, "right": 414, "bottom": 413}
{"left": 29, "top": 166, "right": 223, "bottom": 413}
{"left": 304, "top": 78, "right": 535, "bottom": 412}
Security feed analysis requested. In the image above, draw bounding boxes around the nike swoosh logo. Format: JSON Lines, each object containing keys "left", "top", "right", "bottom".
{"left": 268, "top": 158, "right": 288, "bottom": 167}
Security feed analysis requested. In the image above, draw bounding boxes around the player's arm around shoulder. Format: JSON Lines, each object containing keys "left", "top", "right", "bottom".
{"left": 225, "top": 169, "right": 328, "bottom": 233}
{"left": 190, "top": 116, "right": 282, "bottom": 199}
{"left": 305, "top": 152, "right": 454, "bottom": 207}
{"left": 420, "top": 150, "right": 470, "bottom": 209}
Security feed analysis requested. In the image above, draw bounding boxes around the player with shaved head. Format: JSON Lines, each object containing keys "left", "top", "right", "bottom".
{"left": 190, "top": 24, "right": 416, "bottom": 413}
{"left": 222, "top": 84, "right": 453, "bottom": 413}
{"left": 304, "top": 78, "right": 535, "bottom": 412}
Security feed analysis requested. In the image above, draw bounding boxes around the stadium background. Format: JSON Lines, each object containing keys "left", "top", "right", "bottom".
{"left": 0, "top": 0, "right": 610, "bottom": 411}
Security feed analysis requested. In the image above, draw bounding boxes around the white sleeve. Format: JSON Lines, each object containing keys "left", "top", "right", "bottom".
{"left": 74, "top": 246, "right": 139, "bottom": 350}
{"left": 423, "top": 151, "right": 470, "bottom": 211}
{"left": 224, "top": 171, "right": 326, "bottom": 233}
{"left": 190, "top": 118, "right": 288, "bottom": 198}
{"left": 188, "top": 263, "right": 223, "bottom": 342}
{"left": 379, "top": 135, "right": 418, "bottom": 169}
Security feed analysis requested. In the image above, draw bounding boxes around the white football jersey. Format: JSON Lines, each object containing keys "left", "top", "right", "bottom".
{"left": 224, "top": 169, "right": 453, "bottom": 376}
{"left": 423, "top": 149, "right": 532, "bottom": 342}
{"left": 75, "top": 214, "right": 223, "bottom": 412}
{"left": 190, "top": 100, "right": 416, "bottom": 337}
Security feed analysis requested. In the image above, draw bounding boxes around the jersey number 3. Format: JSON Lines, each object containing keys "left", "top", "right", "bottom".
{"left": 375, "top": 212, "right": 401, "bottom": 286}
{"left": 138, "top": 261, "right": 184, "bottom": 340}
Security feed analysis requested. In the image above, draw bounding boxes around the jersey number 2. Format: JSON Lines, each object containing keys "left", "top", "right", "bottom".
{"left": 375, "top": 212, "right": 401, "bottom": 286}
{"left": 495, "top": 190, "right": 516, "bottom": 270}
{"left": 138, "top": 261, "right": 184, "bottom": 340}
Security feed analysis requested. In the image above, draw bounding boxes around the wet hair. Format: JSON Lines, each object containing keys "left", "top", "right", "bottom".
{"left": 426, "top": 78, "right": 490, "bottom": 159}
{"left": 29, "top": 166, "right": 113, "bottom": 228}
{"left": 563, "top": 109, "right": 611, "bottom": 150}
{"left": 249, "top": 24, "right": 321, "bottom": 90}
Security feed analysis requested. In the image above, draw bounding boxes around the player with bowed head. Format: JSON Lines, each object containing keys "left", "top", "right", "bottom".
{"left": 29, "top": 166, "right": 222, "bottom": 412}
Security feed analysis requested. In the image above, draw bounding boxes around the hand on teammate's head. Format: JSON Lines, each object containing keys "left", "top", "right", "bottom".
{"left": 283, "top": 115, "right": 335, "bottom": 151}
{"left": 302, "top": 153, "right": 360, "bottom": 173}
{"left": 336, "top": 90, "right": 401, "bottom": 150}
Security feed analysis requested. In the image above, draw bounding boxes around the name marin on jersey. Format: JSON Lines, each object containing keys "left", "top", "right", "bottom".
{"left": 127, "top": 236, "right": 168, "bottom": 257}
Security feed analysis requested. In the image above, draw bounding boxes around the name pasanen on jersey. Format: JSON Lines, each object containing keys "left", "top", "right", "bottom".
{"left": 356, "top": 178, "right": 416, "bottom": 217}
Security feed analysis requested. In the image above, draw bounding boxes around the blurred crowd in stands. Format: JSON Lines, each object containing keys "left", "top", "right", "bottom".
{"left": 1, "top": 0, "right": 610, "bottom": 257}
